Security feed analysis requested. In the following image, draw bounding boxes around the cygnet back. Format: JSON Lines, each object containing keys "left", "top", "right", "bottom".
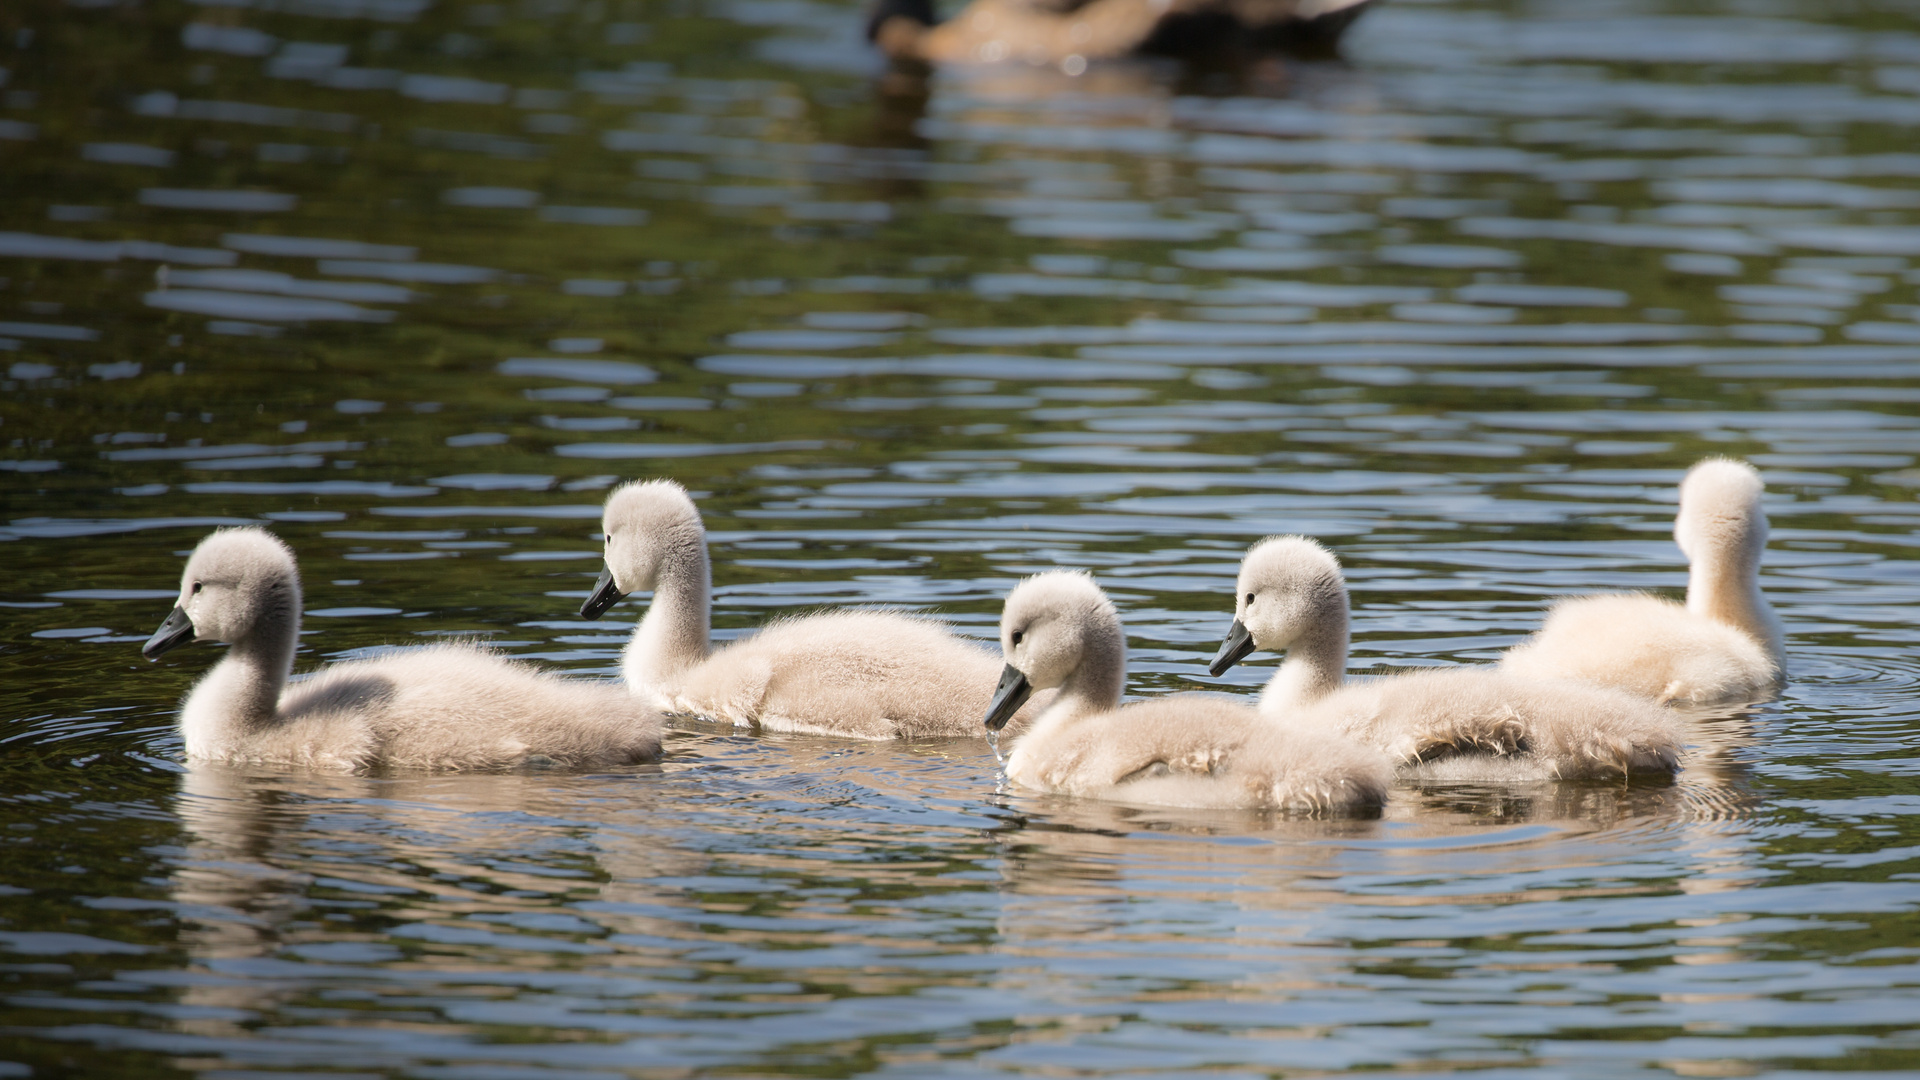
{"left": 680, "top": 609, "right": 1038, "bottom": 739}
{"left": 279, "top": 644, "right": 666, "bottom": 770}
{"left": 1501, "top": 593, "right": 1776, "bottom": 705}
{"left": 1290, "top": 667, "right": 1682, "bottom": 782}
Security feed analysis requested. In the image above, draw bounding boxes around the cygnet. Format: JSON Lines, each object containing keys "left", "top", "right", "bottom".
{"left": 144, "top": 527, "right": 663, "bottom": 770}
{"left": 1211, "top": 537, "right": 1681, "bottom": 782}
{"left": 1501, "top": 457, "right": 1783, "bottom": 705}
{"left": 983, "top": 570, "right": 1392, "bottom": 810}
{"left": 580, "top": 479, "right": 1047, "bottom": 739}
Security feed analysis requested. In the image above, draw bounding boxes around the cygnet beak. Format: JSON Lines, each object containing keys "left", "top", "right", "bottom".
{"left": 1208, "top": 619, "right": 1256, "bottom": 677}
{"left": 983, "top": 663, "right": 1033, "bottom": 732}
{"left": 142, "top": 606, "right": 195, "bottom": 660}
{"left": 579, "top": 567, "right": 627, "bottom": 620}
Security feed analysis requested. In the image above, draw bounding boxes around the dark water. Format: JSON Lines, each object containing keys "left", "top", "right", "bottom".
{"left": 5, "top": 0, "right": 1920, "bottom": 1074}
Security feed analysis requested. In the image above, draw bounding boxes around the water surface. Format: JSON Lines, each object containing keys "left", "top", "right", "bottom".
{"left": 4, "top": 0, "right": 1920, "bottom": 1075}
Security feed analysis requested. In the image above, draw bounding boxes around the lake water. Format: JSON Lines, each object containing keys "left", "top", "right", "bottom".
{"left": 5, "top": 0, "right": 1920, "bottom": 1074}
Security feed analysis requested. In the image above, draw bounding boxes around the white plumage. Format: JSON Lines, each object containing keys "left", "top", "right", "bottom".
{"left": 1213, "top": 536, "right": 1682, "bottom": 781}
{"left": 147, "top": 527, "right": 662, "bottom": 771}
{"left": 988, "top": 571, "right": 1393, "bottom": 811}
{"left": 1501, "top": 457, "right": 1784, "bottom": 704}
{"left": 586, "top": 478, "right": 1046, "bottom": 738}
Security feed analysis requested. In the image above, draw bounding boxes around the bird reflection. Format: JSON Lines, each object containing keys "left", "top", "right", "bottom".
{"left": 163, "top": 757, "right": 697, "bottom": 1045}
{"left": 864, "top": 10, "right": 1379, "bottom": 210}
{"left": 153, "top": 700, "right": 1775, "bottom": 1067}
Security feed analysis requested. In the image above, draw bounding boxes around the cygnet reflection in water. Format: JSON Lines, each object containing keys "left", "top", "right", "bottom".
{"left": 1211, "top": 537, "right": 1682, "bottom": 782}
{"left": 984, "top": 569, "right": 1393, "bottom": 811}
{"left": 144, "top": 527, "right": 662, "bottom": 770}
{"left": 1502, "top": 457, "right": 1786, "bottom": 706}
{"left": 164, "top": 761, "right": 706, "bottom": 1035}
{"left": 869, "top": 0, "right": 1376, "bottom": 67}
{"left": 984, "top": 775, "right": 1734, "bottom": 936}
{"left": 580, "top": 478, "right": 1049, "bottom": 739}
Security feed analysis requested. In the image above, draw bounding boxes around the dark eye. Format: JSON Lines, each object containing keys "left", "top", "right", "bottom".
{"left": 1244, "top": 592, "right": 1254, "bottom": 605}
{"left": 191, "top": 581, "right": 203, "bottom": 595}
{"left": 1011, "top": 630, "right": 1024, "bottom": 646}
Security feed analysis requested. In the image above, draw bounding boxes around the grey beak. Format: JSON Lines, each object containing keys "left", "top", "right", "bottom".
{"left": 983, "top": 663, "right": 1033, "bottom": 732}
{"left": 143, "top": 606, "right": 195, "bottom": 660}
{"left": 579, "top": 567, "right": 626, "bottom": 620}
{"left": 1208, "top": 619, "right": 1256, "bottom": 677}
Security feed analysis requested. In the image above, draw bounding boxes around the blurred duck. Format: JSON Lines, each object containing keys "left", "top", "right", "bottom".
{"left": 580, "top": 478, "right": 1048, "bottom": 739}
{"left": 869, "top": 0, "right": 1376, "bottom": 66}
{"left": 1210, "top": 537, "right": 1682, "bottom": 782}
{"left": 983, "top": 570, "right": 1393, "bottom": 810}
{"left": 143, "top": 527, "right": 662, "bottom": 770}
{"left": 1501, "top": 458, "right": 1784, "bottom": 705}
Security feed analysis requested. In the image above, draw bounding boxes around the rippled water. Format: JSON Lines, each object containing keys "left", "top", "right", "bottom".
{"left": 5, "top": 0, "right": 1920, "bottom": 1073}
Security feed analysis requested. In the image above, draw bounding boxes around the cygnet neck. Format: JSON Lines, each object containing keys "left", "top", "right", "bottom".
{"left": 1039, "top": 614, "right": 1127, "bottom": 727}
{"left": 625, "top": 537, "right": 713, "bottom": 687}
{"left": 1686, "top": 537, "right": 1783, "bottom": 660}
{"left": 1260, "top": 599, "right": 1350, "bottom": 714}
{"left": 181, "top": 586, "right": 301, "bottom": 754}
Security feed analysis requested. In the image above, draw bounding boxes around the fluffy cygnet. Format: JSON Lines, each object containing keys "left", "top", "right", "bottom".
{"left": 1211, "top": 537, "right": 1681, "bottom": 781}
{"left": 144, "top": 527, "right": 662, "bottom": 771}
{"left": 1501, "top": 457, "right": 1784, "bottom": 705}
{"left": 581, "top": 479, "right": 1046, "bottom": 739}
{"left": 983, "top": 570, "right": 1392, "bottom": 811}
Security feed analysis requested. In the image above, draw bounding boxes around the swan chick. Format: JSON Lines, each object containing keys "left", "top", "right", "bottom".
{"left": 1213, "top": 536, "right": 1681, "bottom": 781}
{"left": 984, "top": 570, "right": 1391, "bottom": 811}
{"left": 145, "top": 527, "right": 662, "bottom": 770}
{"left": 582, "top": 478, "right": 1046, "bottom": 739}
{"left": 1500, "top": 457, "right": 1783, "bottom": 704}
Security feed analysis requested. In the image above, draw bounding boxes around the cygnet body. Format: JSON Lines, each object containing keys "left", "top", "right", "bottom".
{"left": 144, "top": 527, "right": 663, "bottom": 770}
{"left": 582, "top": 479, "right": 1046, "bottom": 739}
{"left": 1501, "top": 458, "right": 1783, "bottom": 705}
{"left": 1211, "top": 537, "right": 1681, "bottom": 781}
{"left": 983, "top": 571, "right": 1392, "bottom": 810}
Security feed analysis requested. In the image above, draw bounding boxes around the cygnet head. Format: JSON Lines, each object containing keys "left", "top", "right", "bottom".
{"left": 1208, "top": 536, "right": 1348, "bottom": 677}
{"left": 144, "top": 527, "right": 301, "bottom": 660}
{"left": 1674, "top": 457, "right": 1767, "bottom": 566}
{"left": 580, "top": 479, "right": 706, "bottom": 620}
{"left": 983, "top": 570, "right": 1122, "bottom": 731}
